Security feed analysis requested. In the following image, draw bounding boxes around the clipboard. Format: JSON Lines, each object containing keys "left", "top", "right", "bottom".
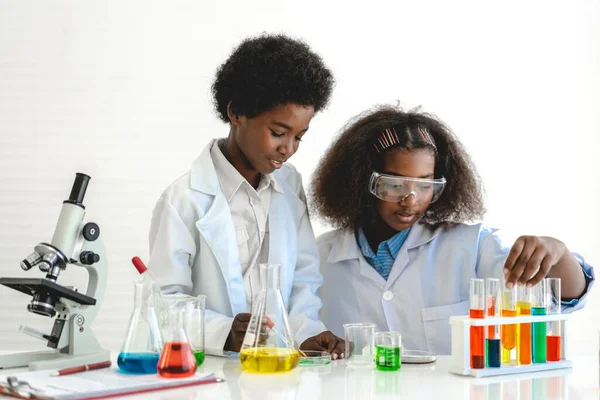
{"left": 0, "top": 367, "right": 224, "bottom": 399}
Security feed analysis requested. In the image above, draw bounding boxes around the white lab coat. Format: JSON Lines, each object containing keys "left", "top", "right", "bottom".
{"left": 317, "top": 222, "right": 594, "bottom": 355}
{"left": 148, "top": 140, "right": 326, "bottom": 355}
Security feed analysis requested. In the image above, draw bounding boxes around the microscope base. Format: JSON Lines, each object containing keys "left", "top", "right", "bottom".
{"left": 0, "top": 349, "right": 111, "bottom": 371}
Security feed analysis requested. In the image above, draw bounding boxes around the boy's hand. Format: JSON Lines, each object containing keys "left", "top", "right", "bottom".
{"left": 300, "top": 331, "right": 345, "bottom": 359}
{"left": 224, "top": 313, "right": 252, "bottom": 352}
{"left": 224, "top": 314, "right": 274, "bottom": 352}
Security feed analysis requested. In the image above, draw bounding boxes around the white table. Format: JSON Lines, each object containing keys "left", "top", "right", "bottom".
{"left": 1, "top": 353, "right": 598, "bottom": 399}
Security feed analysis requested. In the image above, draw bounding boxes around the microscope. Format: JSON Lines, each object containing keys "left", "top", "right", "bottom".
{"left": 0, "top": 173, "right": 110, "bottom": 371}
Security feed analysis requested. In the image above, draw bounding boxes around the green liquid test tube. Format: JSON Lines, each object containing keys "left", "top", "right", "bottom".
{"left": 531, "top": 281, "right": 548, "bottom": 363}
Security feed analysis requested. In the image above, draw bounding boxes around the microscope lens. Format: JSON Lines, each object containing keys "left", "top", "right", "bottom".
{"left": 20, "top": 252, "right": 41, "bottom": 270}
{"left": 28, "top": 292, "right": 56, "bottom": 317}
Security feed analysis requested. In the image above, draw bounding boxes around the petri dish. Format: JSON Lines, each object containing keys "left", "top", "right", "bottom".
{"left": 298, "top": 350, "right": 332, "bottom": 366}
{"left": 401, "top": 349, "right": 436, "bottom": 364}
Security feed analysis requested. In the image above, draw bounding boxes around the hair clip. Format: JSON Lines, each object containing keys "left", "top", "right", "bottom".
{"left": 373, "top": 127, "right": 400, "bottom": 153}
{"left": 416, "top": 126, "right": 438, "bottom": 154}
{"left": 373, "top": 125, "right": 438, "bottom": 154}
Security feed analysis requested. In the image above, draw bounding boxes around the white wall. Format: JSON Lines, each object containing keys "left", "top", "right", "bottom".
{"left": 0, "top": 0, "right": 598, "bottom": 357}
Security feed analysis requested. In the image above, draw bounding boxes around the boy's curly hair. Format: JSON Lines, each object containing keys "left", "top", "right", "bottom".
{"left": 211, "top": 34, "right": 334, "bottom": 122}
{"left": 310, "top": 105, "right": 485, "bottom": 232}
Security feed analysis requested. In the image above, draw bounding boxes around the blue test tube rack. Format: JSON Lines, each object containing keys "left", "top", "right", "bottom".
{"left": 449, "top": 314, "right": 572, "bottom": 378}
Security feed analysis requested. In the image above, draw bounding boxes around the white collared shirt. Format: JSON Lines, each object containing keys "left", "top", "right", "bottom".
{"left": 148, "top": 139, "right": 327, "bottom": 353}
{"left": 210, "top": 140, "right": 283, "bottom": 311}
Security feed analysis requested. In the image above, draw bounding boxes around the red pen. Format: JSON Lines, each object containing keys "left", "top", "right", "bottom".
{"left": 50, "top": 360, "right": 112, "bottom": 376}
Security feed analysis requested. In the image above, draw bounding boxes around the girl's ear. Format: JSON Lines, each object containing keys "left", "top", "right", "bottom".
{"left": 227, "top": 102, "right": 241, "bottom": 126}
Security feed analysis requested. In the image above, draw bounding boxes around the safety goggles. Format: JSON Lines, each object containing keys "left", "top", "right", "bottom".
{"left": 369, "top": 172, "right": 446, "bottom": 204}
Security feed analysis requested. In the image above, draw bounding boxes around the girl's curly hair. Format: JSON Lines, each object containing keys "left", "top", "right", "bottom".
{"left": 310, "top": 105, "right": 485, "bottom": 232}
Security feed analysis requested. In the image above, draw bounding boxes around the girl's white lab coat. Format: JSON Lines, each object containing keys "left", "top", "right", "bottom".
{"left": 317, "top": 223, "right": 594, "bottom": 355}
{"left": 148, "top": 140, "right": 326, "bottom": 355}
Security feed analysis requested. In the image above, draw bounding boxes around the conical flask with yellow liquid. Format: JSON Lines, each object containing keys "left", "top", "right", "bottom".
{"left": 240, "top": 263, "right": 300, "bottom": 373}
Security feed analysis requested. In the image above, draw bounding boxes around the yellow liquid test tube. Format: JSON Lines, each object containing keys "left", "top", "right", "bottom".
{"left": 516, "top": 286, "right": 532, "bottom": 365}
{"left": 501, "top": 287, "right": 517, "bottom": 364}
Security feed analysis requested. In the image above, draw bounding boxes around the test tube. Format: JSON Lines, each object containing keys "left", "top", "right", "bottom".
{"left": 546, "top": 278, "right": 561, "bottom": 362}
{"left": 531, "top": 281, "right": 547, "bottom": 363}
{"left": 516, "top": 286, "right": 532, "bottom": 365}
{"left": 470, "top": 278, "right": 485, "bottom": 369}
{"left": 501, "top": 285, "right": 517, "bottom": 365}
{"left": 485, "top": 278, "right": 501, "bottom": 368}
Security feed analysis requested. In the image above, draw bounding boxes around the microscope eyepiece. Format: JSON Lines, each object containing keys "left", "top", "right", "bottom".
{"left": 66, "top": 173, "right": 91, "bottom": 207}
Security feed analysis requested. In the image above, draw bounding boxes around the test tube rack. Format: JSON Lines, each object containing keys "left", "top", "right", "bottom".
{"left": 449, "top": 314, "right": 571, "bottom": 378}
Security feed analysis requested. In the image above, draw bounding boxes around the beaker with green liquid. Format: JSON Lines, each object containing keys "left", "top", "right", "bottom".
{"left": 374, "top": 332, "right": 401, "bottom": 371}
{"left": 161, "top": 293, "right": 206, "bottom": 367}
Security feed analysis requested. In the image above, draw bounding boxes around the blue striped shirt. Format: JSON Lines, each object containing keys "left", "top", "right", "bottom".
{"left": 356, "top": 228, "right": 411, "bottom": 280}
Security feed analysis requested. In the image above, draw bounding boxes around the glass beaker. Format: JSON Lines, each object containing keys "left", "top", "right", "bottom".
{"left": 344, "top": 323, "right": 375, "bottom": 367}
{"left": 117, "top": 281, "right": 163, "bottom": 374}
{"left": 374, "top": 332, "right": 401, "bottom": 371}
{"left": 185, "top": 295, "right": 206, "bottom": 367}
{"left": 157, "top": 299, "right": 197, "bottom": 378}
{"left": 240, "top": 263, "right": 300, "bottom": 373}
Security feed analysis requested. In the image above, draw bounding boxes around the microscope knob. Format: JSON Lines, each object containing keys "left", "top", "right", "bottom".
{"left": 80, "top": 251, "right": 100, "bottom": 265}
{"left": 82, "top": 222, "right": 100, "bottom": 241}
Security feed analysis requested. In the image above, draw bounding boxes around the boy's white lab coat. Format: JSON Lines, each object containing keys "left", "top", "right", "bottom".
{"left": 148, "top": 140, "right": 326, "bottom": 355}
{"left": 318, "top": 223, "right": 594, "bottom": 355}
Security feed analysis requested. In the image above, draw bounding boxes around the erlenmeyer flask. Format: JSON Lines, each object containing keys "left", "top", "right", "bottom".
{"left": 118, "top": 281, "right": 163, "bottom": 374}
{"left": 240, "top": 263, "right": 300, "bottom": 373}
{"left": 160, "top": 293, "right": 205, "bottom": 367}
{"left": 131, "top": 256, "right": 169, "bottom": 328}
{"left": 157, "top": 298, "right": 197, "bottom": 378}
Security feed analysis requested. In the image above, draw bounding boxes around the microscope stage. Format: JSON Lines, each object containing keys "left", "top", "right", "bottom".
{"left": 0, "top": 277, "right": 96, "bottom": 305}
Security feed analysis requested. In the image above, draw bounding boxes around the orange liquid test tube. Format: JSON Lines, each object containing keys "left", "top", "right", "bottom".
{"left": 470, "top": 279, "right": 485, "bottom": 369}
{"left": 501, "top": 286, "right": 517, "bottom": 365}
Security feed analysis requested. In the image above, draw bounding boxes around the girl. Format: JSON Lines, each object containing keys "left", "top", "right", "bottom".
{"left": 148, "top": 34, "right": 344, "bottom": 357}
{"left": 311, "top": 106, "right": 594, "bottom": 354}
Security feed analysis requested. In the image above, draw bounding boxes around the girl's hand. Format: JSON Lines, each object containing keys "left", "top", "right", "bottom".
{"left": 300, "top": 331, "right": 345, "bottom": 359}
{"left": 503, "top": 236, "right": 568, "bottom": 288}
